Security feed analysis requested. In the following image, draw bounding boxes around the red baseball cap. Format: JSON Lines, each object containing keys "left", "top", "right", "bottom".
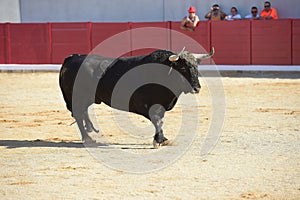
{"left": 188, "top": 6, "right": 196, "bottom": 13}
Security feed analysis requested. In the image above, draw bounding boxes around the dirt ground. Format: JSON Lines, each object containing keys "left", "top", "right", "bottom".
{"left": 0, "top": 72, "right": 299, "bottom": 199}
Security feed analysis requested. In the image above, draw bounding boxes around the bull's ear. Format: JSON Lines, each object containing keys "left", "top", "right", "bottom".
{"left": 169, "top": 55, "right": 179, "bottom": 62}
{"left": 169, "top": 46, "right": 186, "bottom": 62}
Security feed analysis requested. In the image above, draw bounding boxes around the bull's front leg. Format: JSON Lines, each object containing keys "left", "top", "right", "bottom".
{"left": 152, "top": 116, "right": 168, "bottom": 148}
{"left": 149, "top": 105, "right": 169, "bottom": 148}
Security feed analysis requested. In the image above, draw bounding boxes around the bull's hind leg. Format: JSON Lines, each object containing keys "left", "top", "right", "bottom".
{"left": 83, "top": 110, "right": 99, "bottom": 133}
{"left": 74, "top": 112, "right": 96, "bottom": 144}
{"left": 149, "top": 105, "right": 169, "bottom": 148}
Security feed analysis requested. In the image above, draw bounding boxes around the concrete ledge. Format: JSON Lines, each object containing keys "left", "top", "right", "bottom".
{"left": 198, "top": 65, "right": 300, "bottom": 72}
{"left": 1, "top": 64, "right": 300, "bottom": 72}
{"left": 198, "top": 65, "right": 300, "bottom": 78}
{"left": 1, "top": 64, "right": 300, "bottom": 79}
{"left": 0, "top": 64, "right": 61, "bottom": 72}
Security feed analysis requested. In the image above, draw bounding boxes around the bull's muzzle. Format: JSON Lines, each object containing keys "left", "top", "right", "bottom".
{"left": 193, "top": 87, "right": 200, "bottom": 94}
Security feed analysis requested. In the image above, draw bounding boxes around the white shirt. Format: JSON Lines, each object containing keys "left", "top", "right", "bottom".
{"left": 225, "top": 14, "right": 242, "bottom": 20}
{"left": 185, "top": 16, "right": 196, "bottom": 23}
{"left": 244, "top": 13, "right": 260, "bottom": 19}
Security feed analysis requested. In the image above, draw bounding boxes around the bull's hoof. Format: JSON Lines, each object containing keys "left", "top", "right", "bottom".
{"left": 153, "top": 140, "right": 159, "bottom": 149}
{"left": 153, "top": 138, "right": 169, "bottom": 149}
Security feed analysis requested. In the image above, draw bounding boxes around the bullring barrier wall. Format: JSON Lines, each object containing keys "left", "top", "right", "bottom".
{"left": 0, "top": 19, "right": 299, "bottom": 65}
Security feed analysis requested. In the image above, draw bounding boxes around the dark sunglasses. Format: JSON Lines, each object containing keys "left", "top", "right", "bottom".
{"left": 252, "top": 11, "right": 257, "bottom": 13}
{"left": 264, "top": 5, "right": 270, "bottom": 8}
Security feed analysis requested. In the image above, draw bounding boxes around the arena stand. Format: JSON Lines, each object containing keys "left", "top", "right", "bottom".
{"left": 0, "top": 19, "right": 300, "bottom": 68}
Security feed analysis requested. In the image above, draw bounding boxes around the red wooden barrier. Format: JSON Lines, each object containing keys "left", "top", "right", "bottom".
{"left": 252, "top": 19, "right": 292, "bottom": 65}
{"left": 51, "top": 23, "right": 91, "bottom": 64}
{"left": 292, "top": 19, "right": 300, "bottom": 65}
{"left": 170, "top": 21, "right": 211, "bottom": 64}
{"left": 211, "top": 20, "right": 251, "bottom": 65}
{"left": 0, "top": 20, "right": 298, "bottom": 65}
{"left": 91, "top": 22, "right": 131, "bottom": 57}
{"left": 170, "top": 21, "right": 210, "bottom": 52}
{"left": 0, "top": 24, "right": 7, "bottom": 63}
{"left": 130, "top": 22, "right": 171, "bottom": 56}
{"left": 8, "top": 23, "right": 51, "bottom": 64}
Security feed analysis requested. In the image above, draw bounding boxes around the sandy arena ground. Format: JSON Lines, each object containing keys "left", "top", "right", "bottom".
{"left": 0, "top": 72, "right": 299, "bottom": 199}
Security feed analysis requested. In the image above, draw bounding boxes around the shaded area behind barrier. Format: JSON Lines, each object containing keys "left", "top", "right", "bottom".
{"left": 0, "top": 20, "right": 299, "bottom": 65}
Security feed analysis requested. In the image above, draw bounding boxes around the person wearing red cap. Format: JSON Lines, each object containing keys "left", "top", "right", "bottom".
{"left": 180, "top": 6, "right": 199, "bottom": 32}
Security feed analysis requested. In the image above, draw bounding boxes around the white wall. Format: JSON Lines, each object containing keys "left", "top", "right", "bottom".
{"left": 0, "top": 0, "right": 20, "bottom": 22}
{"left": 0, "top": 0, "right": 299, "bottom": 23}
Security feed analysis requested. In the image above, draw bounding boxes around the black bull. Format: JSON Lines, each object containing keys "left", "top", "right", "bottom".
{"left": 59, "top": 48, "right": 214, "bottom": 147}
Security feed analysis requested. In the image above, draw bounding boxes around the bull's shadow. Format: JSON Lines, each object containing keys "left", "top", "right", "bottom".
{"left": 0, "top": 139, "right": 85, "bottom": 149}
{"left": 0, "top": 140, "right": 153, "bottom": 149}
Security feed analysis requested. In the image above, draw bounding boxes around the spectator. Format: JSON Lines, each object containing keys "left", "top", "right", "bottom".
{"left": 180, "top": 6, "right": 200, "bottom": 32}
{"left": 205, "top": 4, "right": 227, "bottom": 21}
{"left": 244, "top": 6, "right": 260, "bottom": 20}
{"left": 260, "top": 1, "right": 278, "bottom": 19}
{"left": 225, "top": 7, "right": 242, "bottom": 20}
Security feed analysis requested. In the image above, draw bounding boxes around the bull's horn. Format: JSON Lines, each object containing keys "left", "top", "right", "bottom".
{"left": 192, "top": 47, "right": 215, "bottom": 59}
{"left": 169, "top": 47, "right": 186, "bottom": 62}
{"left": 178, "top": 46, "right": 186, "bottom": 56}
